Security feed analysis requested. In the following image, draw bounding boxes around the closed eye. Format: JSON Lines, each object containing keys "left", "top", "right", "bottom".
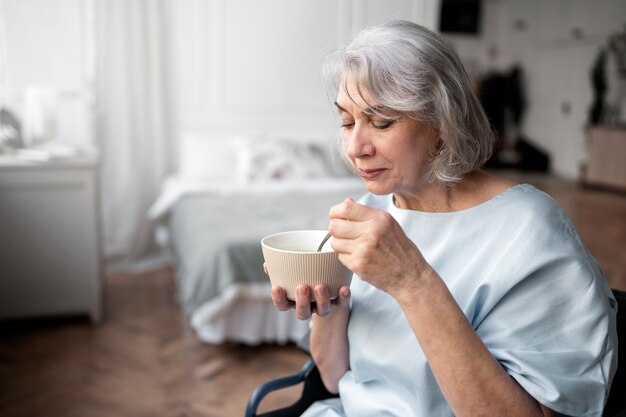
{"left": 373, "top": 120, "right": 395, "bottom": 130}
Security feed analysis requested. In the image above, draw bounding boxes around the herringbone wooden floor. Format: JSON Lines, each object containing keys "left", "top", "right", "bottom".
{"left": 0, "top": 268, "right": 308, "bottom": 417}
{"left": 1, "top": 173, "right": 625, "bottom": 417}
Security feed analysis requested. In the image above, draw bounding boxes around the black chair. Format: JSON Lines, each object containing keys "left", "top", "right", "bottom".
{"left": 245, "top": 335, "right": 338, "bottom": 417}
{"left": 604, "top": 289, "right": 626, "bottom": 417}
{"left": 246, "top": 289, "right": 626, "bottom": 417}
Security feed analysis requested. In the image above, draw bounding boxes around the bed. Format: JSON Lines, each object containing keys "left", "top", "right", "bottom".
{"left": 149, "top": 133, "right": 366, "bottom": 345}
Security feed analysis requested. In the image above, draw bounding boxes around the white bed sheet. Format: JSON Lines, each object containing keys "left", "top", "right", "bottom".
{"left": 149, "top": 175, "right": 365, "bottom": 345}
{"left": 148, "top": 176, "right": 365, "bottom": 221}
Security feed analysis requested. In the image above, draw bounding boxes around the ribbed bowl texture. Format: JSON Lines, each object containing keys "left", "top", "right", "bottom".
{"left": 261, "top": 230, "right": 352, "bottom": 301}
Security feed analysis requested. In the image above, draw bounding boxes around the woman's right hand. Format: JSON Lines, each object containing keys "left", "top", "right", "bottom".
{"left": 264, "top": 262, "right": 351, "bottom": 320}
{"left": 264, "top": 262, "right": 351, "bottom": 393}
{"left": 270, "top": 283, "right": 351, "bottom": 321}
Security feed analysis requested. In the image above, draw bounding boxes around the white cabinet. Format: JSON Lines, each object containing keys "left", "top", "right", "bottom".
{"left": 0, "top": 156, "right": 102, "bottom": 322}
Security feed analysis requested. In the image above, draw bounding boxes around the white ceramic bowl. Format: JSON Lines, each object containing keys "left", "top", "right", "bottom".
{"left": 261, "top": 230, "right": 352, "bottom": 301}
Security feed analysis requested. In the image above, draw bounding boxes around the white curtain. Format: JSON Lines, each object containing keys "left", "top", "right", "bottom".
{"left": 96, "top": 0, "right": 173, "bottom": 267}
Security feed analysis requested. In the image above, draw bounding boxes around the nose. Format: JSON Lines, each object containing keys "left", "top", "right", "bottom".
{"left": 344, "top": 124, "right": 375, "bottom": 159}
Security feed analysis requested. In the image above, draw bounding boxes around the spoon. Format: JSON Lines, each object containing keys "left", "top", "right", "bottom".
{"left": 317, "top": 231, "right": 332, "bottom": 252}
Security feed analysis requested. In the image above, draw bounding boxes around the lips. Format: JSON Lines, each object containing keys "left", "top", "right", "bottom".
{"left": 358, "top": 168, "right": 387, "bottom": 179}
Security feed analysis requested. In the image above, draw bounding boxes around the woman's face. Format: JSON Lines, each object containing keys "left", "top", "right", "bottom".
{"left": 336, "top": 77, "right": 440, "bottom": 198}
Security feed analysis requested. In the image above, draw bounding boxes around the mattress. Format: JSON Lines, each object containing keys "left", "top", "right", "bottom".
{"left": 149, "top": 176, "right": 366, "bottom": 344}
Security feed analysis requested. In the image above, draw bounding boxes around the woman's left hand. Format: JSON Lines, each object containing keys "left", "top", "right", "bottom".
{"left": 328, "top": 198, "right": 429, "bottom": 296}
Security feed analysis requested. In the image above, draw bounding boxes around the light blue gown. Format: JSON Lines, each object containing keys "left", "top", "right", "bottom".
{"left": 302, "top": 184, "right": 617, "bottom": 417}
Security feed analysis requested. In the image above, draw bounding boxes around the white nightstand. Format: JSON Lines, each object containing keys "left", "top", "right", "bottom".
{"left": 0, "top": 154, "right": 103, "bottom": 322}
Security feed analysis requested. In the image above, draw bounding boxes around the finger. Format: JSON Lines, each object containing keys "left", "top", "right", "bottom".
{"left": 330, "top": 236, "right": 353, "bottom": 255}
{"left": 329, "top": 198, "right": 376, "bottom": 222}
{"left": 313, "top": 284, "right": 331, "bottom": 317}
{"left": 328, "top": 218, "right": 360, "bottom": 240}
{"left": 294, "top": 285, "right": 313, "bottom": 320}
{"left": 271, "top": 286, "right": 294, "bottom": 311}
{"left": 334, "top": 285, "right": 351, "bottom": 308}
{"left": 263, "top": 262, "right": 269, "bottom": 275}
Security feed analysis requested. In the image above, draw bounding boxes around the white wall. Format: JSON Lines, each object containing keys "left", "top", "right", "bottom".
{"left": 0, "top": 0, "right": 95, "bottom": 147}
{"left": 443, "top": 0, "right": 626, "bottom": 178}
{"left": 168, "top": 0, "right": 440, "bottom": 163}
{"left": 2, "top": 0, "right": 623, "bottom": 178}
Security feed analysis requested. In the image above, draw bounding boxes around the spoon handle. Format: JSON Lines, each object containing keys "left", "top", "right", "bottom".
{"left": 317, "top": 232, "right": 332, "bottom": 252}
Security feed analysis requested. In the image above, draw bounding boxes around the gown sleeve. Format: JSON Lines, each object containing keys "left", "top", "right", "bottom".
{"left": 474, "top": 199, "right": 617, "bottom": 417}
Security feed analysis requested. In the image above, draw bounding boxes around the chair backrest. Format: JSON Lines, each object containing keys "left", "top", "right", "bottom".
{"left": 604, "top": 289, "right": 625, "bottom": 417}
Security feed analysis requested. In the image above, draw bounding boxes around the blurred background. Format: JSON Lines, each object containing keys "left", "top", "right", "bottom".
{"left": 0, "top": 0, "right": 625, "bottom": 415}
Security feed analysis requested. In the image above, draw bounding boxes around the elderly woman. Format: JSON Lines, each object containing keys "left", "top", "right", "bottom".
{"left": 269, "top": 20, "right": 617, "bottom": 417}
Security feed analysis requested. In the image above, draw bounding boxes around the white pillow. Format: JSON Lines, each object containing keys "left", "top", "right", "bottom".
{"left": 235, "top": 137, "right": 337, "bottom": 182}
{"left": 177, "top": 132, "right": 236, "bottom": 181}
{"left": 269, "top": 132, "right": 355, "bottom": 178}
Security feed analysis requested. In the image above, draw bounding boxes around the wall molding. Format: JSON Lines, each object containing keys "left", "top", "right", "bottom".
{"left": 172, "top": 0, "right": 437, "bottom": 137}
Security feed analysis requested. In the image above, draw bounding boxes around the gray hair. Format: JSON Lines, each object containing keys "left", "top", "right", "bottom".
{"left": 323, "top": 20, "right": 494, "bottom": 184}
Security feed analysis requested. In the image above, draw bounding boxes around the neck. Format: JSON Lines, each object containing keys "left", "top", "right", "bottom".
{"left": 393, "top": 181, "right": 456, "bottom": 212}
{"left": 393, "top": 171, "right": 510, "bottom": 213}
